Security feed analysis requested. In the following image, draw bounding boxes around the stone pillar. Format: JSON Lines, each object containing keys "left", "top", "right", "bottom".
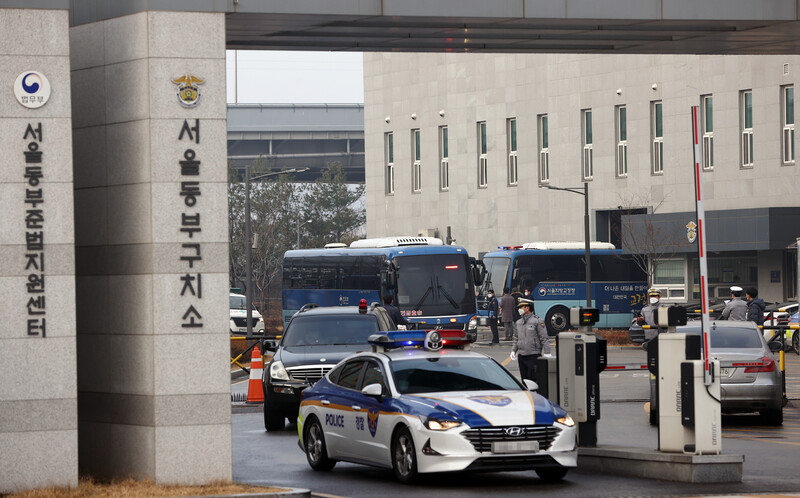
{"left": 0, "top": 8, "right": 78, "bottom": 494}
{"left": 70, "top": 11, "right": 231, "bottom": 483}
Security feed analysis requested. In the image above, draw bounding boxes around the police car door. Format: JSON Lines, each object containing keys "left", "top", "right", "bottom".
{"left": 324, "top": 359, "right": 367, "bottom": 459}
{"left": 350, "top": 359, "right": 392, "bottom": 465}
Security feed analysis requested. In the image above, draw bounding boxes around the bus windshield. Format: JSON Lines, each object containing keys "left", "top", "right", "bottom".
{"left": 480, "top": 256, "right": 511, "bottom": 294}
{"left": 394, "top": 254, "right": 475, "bottom": 316}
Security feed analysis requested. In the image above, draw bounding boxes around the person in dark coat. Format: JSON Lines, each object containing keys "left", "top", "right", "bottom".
{"left": 746, "top": 287, "right": 766, "bottom": 325}
{"left": 486, "top": 289, "right": 500, "bottom": 344}
{"left": 382, "top": 295, "right": 408, "bottom": 328}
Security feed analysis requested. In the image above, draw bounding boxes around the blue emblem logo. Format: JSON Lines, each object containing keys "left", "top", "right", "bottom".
{"left": 367, "top": 407, "right": 379, "bottom": 437}
{"left": 469, "top": 395, "right": 512, "bottom": 407}
{"left": 22, "top": 73, "right": 41, "bottom": 94}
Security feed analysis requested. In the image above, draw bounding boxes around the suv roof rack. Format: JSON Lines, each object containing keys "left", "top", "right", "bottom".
{"left": 298, "top": 303, "right": 319, "bottom": 313}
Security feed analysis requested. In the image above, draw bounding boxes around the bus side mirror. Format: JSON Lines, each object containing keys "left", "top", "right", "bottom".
{"left": 470, "top": 258, "right": 485, "bottom": 286}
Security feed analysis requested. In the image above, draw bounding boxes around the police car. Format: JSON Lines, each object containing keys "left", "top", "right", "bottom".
{"left": 297, "top": 330, "right": 577, "bottom": 483}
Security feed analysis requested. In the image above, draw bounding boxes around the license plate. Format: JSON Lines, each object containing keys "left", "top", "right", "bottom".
{"left": 492, "top": 441, "right": 539, "bottom": 454}
{"left": 720, "top": 367, "right": 732, "bottom": 377}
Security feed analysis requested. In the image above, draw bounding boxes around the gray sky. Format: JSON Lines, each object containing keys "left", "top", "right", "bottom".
{"left": 226, "top": 50, "right": 364, "bottom": 104}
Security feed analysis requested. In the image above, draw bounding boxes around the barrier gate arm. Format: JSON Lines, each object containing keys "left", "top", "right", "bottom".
{"left": 230, "top": 336, "right": 262, "bottom": 375}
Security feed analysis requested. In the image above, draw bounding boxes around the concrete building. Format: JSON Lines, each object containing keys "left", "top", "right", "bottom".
{"left": 363, "top": 52, "right": 800, "bottom": 303}
{"left": 5, "top": 0, "right": 800, "bottom": 494}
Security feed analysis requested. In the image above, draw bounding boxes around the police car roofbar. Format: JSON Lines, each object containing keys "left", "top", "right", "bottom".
{"left": 368, "top": 330, "right": 471, "bottom": 351}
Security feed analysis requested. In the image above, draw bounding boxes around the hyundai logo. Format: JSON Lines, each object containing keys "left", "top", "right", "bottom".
{"left": 504, "top": 427, "right": 523, "bottom": 437}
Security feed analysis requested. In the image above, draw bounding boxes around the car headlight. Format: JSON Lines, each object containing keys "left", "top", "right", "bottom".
{"left": 269, "top": 360, "right": 289, "bottom": 381}
{"left": 258, "top": 317, "right": 264, "bottom": 323}
{"left": 556, "top": 415, "right": 575, "bottom": 427}
{"left": 468, "top": 317, "right": 478, "bottom": 331}
{"left": 420, "top": 416, "right": 462, "bottom": 431}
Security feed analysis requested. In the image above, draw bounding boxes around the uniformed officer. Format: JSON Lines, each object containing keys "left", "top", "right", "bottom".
{"left": 635, "top": 288, "right": 663, "bottom": 343}
{"left": 509, "top": 297, "right": 551, "bottom": 383}
{"left": 721, "top": 285, "right": 748, "bottom": 321}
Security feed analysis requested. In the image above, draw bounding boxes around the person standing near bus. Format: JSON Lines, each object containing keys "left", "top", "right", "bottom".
{"left": 500, "top": 287, "right": 516, "bottom": 340}
{"left": 382, "top": 295, "right": 409, "bottom": 328}
{"left": 721, "top": 286, "right": 748, "bottom": 321}
{"left": 486, "top": 289, "right": 500, "bottom": 344}
{"left": 509, "top": 298, "right": 551, "bottom": 383}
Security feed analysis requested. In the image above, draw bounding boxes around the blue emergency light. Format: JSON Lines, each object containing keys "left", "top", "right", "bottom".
{"left": 368, "top": 330, "right": 471, "bottom": 351}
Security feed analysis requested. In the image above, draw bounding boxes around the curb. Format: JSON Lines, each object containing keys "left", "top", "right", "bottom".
{"left": 187, "top": 489, "right": 310, "bottom": 498}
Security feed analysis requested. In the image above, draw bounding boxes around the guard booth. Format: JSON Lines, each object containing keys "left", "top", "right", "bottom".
{"left": 646, "top": 306, "right": 722, "bottom": 455}
{"left": 556, "top": 308, "right": 606, "bottom": 446}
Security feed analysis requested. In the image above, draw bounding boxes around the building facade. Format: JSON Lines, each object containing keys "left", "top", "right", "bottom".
{"left": 364, "top": 52, "right": 800, "bottom": 303}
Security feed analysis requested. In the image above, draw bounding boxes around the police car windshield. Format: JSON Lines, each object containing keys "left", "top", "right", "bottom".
{"left": 390, "top": 357, "right": 520, "bottom": 394}
{"left": 283, "top": 315, "right": 379, "bottom": 347}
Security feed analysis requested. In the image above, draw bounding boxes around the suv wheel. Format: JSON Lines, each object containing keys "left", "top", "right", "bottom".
{"left": 263, "top": 393, "right": 285, "bottom": 431}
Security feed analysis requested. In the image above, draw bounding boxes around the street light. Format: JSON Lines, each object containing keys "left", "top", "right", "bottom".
{"left": 244, "top": 166, "right": 308, "bottom": 337}
{"left": 296, "top": 218, "right": 312, "bottom": 249}
{"left": 538, "top": 182, "right": 592, "bottom": 307}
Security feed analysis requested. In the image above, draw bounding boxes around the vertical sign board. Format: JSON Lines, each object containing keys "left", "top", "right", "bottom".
{"left": 691, "top": 106, "right": 712, "bottom": 386}
{"left": 14, "top": 71, "right": 52, "bottom": 337}
{"left": 174, "top": 75, "right": 205, "bottom": 329}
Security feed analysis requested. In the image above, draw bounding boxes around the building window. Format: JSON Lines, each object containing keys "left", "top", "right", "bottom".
{"left": 740, "top": 90, "right": 753, "bottom": 168}
{"left": 654, "top": 259, "right": 686, "bottom": 300}
{"left": 582, "top": 109, "right": 593, "bottom": 180}
{"left": 507, "top": 118, "right": 518, "bottom": 186}
{"left": 478, "top": 121, "right": 488, "bottom": 188}
{"left": 782, "top": 85, "right": 795, "bottom": 165}
{"left": 701, "top": 95, "right": 714, "bottom": 171}
{"left": 411, "top": 129, "right": 421, "bottom": 193}
{"left": 651, "top": 100, "right": 664, "bottom": 174}
{"left": 439, "top": 125, "right": 449, "bottom": 191}
{"left": 538, "top": 114, "right": 549, "bottom": 183}
{"left": 615, "top": 105, "right": 627, "bottom": 177}
{"left": 385, "top": 132, "right": 394, "bottom": 194}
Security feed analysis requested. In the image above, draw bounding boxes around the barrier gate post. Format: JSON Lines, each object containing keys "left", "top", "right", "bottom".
{"left": 557, "top": 308, "right": 606, "bottom": 447}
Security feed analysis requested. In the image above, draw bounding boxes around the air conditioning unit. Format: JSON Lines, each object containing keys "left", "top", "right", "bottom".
{"left": 418, "top": 228, "right": 437, "bottom": 238}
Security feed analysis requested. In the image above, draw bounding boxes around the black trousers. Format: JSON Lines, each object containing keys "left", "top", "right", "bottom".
{"left": 518, "top": 353, "right": 540, "bottom": 383}
{"left": 489, "top": 317, "right": 499, "bottom": 343}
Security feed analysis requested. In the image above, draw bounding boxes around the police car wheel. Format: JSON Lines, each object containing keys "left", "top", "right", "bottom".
{"left": 793, "top": 332, "right": 799, "bottom": 355}
{"left": 391, "top": 427, "right": 418, "bottom": 483}
{"left": 304, "top": 417, "right": 336, "bottom": 471}
{"left": 535, "top": 467, "right": 568, "bottom": 482}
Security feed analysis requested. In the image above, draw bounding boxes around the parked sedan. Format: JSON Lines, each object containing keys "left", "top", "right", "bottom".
{"left": 649, "top": 321, "right": 783, "bottom": 425}
{"left": 297, "top": 330, "right": 577, "bottom": 483}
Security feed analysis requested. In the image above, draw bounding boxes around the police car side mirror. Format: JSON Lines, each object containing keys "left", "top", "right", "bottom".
{"left": 522, "top": 379, "right": 539, "bottom": 391}
{"left": 361, "top": 383, "right": 384, "bottom": 398}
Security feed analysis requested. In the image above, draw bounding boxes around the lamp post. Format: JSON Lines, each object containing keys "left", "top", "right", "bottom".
{"left": 296, "top": 218, "right": 312, "bottom": 249}
{"left": 243, "top": 166, "right": 306, "bottom": 337}
{"left": 538, "top": 182, "right": 592, "bottom": 307}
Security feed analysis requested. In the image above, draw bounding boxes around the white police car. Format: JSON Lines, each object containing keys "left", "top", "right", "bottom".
{"left": 297, "top": 330, "right": 577, "bottom": 483}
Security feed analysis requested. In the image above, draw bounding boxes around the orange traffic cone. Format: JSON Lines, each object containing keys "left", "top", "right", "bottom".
{"left": 246, "top": 344, "right": 265, "bottom": 403}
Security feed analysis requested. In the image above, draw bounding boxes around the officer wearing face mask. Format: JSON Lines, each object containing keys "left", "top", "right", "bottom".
{"left": 636, "top": 288, "right": 663, "bottom": 328}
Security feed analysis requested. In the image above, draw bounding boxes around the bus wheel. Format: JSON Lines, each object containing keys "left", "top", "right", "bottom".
{"left": 545, "top": 306, "right": 570, "bottom": 336}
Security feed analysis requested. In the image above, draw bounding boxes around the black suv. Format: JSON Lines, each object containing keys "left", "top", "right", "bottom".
{"left": 261, "top": 302, "right": 396, "bottom": 431}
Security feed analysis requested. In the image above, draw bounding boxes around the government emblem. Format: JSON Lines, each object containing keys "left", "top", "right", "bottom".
{"left": 172, "top": 74, "right": 204, "bottom": 107}
{"left": 367, "top": 407, "right": 380, "bottom": 437}
{"left": 469, "top": 395, "right": 512, "bottom": 407}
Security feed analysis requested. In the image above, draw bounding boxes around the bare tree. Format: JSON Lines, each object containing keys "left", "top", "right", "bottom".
{"left": 615, "top": 192, "right": 689, "bottom": 287}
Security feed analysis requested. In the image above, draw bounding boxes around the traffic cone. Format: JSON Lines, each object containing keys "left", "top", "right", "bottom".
{"left": 246, "top": 344, "right": 265, "bottom": 403}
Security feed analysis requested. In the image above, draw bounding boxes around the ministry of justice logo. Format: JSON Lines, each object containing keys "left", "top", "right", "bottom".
{"left": 14, "top": 71, "right": 51, "bottom": 109}
{"left": 172, "top": 74, "right": 204, "bottom": 107}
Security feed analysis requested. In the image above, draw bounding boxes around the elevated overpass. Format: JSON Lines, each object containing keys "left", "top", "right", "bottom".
{"left": 227, "top": 103, "right": 365, "bottom": 183}
{"left": 64, "top": 0, "right": 800, "bottom": 54}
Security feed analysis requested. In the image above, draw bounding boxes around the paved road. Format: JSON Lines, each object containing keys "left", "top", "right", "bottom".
{"left": 231, "top": 338, "right": 800, "bottom": 496}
